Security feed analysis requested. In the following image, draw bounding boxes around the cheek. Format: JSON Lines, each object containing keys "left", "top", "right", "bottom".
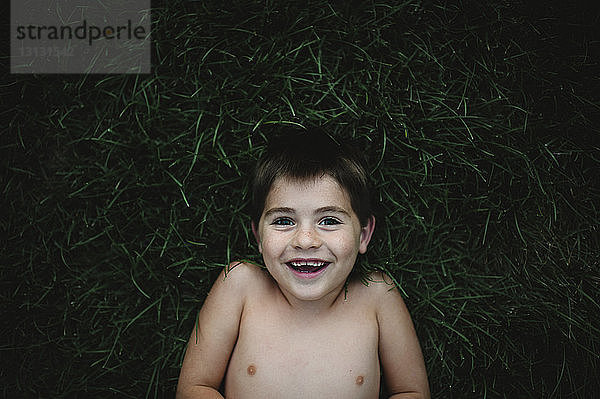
{"left": 259, "top": 234, "right": 285, "bottom": 256}
{"left": 331, "top": 232, "right": 360, "bottom": 256}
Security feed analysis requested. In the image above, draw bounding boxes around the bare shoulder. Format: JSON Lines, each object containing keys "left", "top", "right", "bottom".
{"left": 176, "top": 261, "right": 271, "bottom": 397}
{"left": 358, "top": 271, "right": 430, "bottom": 398}
{"left": 199, "top": 261, "right": 271, "bottom": 320}
{"left": 341, "top": 271, "right": 411, "bottom": 324}
{"left": 350, "top": 271, "right": 404, "bottom": 303}
{"left": 223, "top": 260, "right": 268, "bottom": 280}
{"left": 218, "top": 261, "right": 272, "bottom": 295}
{"left": 362, "top": 271, "right": 399, "bottom": 291}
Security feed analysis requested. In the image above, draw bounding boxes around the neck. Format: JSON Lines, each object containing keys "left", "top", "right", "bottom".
{"left": 276, "top": 281, "right": 349, "bottom": 317}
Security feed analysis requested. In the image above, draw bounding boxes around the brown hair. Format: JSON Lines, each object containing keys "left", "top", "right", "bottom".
{"left": 251, "top": 126, "right": 372, "bottom": 226}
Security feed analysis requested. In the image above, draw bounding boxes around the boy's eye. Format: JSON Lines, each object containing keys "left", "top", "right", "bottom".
{"left": 272, "top": 217, "right": 294, "bottom": 226}
{"left": 319, "top": 217, "right": 341, "bottom": 226}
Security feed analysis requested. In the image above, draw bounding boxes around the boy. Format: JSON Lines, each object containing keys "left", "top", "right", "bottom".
{"left": 177, "top": 128, "right": 430, "bottom": 398}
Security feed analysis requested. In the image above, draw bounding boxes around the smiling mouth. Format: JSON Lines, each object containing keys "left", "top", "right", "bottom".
{"left": 286, "top": 260, "right": 330, "bottom": 274}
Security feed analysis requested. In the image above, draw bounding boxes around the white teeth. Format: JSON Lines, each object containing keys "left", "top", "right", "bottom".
{"left": 289, "top": 261, "right": 326, "bottom": 267}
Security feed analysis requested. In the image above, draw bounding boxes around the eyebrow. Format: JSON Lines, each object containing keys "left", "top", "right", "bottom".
{"left": 263, "top": 206, "right": 350, "bottom": 218}
{"left": 315, "top": 206, "right": 350, "bottom": 216}
{"left": 263, "top": 207, "right": 295, "bottom": 219}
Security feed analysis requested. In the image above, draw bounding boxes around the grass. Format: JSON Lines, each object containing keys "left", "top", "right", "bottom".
{"left": 2, "top": 0, "right": 599, "bottom": 397}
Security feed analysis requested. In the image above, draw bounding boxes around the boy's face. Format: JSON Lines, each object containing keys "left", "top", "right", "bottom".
{"left": 253, "top": 175, "right": 375, "bottom": 303}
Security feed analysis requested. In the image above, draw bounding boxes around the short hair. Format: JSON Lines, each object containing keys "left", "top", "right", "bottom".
{"left": 251, "top": 126, "right": 372, "bottom": 226}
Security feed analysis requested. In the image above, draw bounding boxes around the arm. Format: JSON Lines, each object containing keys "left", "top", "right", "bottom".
{"left": 375, "top": 274, "right": 430, "bottom": 399}
{"left": 176, "top": 263, "right": 249, "bottom": 399}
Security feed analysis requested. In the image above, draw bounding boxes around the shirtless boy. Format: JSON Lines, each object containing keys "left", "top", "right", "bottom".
{"left": 177, "top": 128, "right": 430, "bottom": 398}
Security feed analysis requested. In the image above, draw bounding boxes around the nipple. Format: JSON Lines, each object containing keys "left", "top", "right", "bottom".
{"left": 355, "top": 375, "right": 364, "bottom": 385}
{"left": 247, "top": 364, "right": 256, "bottom": 376}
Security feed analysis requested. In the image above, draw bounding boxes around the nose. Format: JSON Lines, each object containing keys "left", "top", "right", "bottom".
{"left": 291, "top": 225, "right": 322, "bottom": 249}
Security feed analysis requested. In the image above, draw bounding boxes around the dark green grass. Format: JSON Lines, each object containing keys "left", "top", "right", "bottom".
{"left": 2, "top": 0, "right": 599, "bottom": 397}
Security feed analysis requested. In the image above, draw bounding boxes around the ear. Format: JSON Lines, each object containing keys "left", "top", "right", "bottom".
{"left": 251, "top": 221, "right": 262, "bottom": 253}
{"left": 358, "top": 215, "right": 375, "bottom": 254}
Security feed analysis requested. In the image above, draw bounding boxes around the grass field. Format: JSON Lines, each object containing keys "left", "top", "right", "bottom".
{"left": 2, "top": 0, "right": 599, "bottom": 397}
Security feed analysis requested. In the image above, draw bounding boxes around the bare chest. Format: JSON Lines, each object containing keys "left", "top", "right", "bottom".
{"left": 224, "top": 299, "right": 380, "bottom": 399}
